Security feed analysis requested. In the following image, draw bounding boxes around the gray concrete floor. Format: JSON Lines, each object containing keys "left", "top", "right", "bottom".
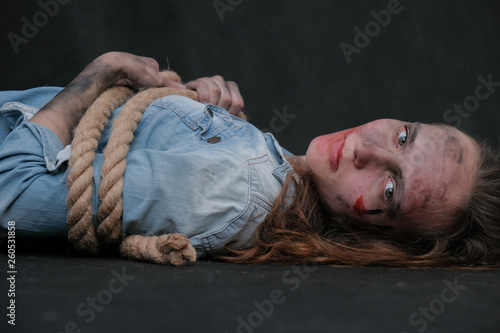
{"left": 1, "top": 239, "right": 499, "bottom": 333}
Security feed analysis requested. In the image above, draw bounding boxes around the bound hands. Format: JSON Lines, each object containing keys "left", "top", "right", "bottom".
{"left": 30, "top": 52, "right": 245, "bottom": 145}
{"left": 185, "top": 76, "right": 244, "bottom": 116}
{"left": 99, "top": 52, "right": 245, "bottom": 115}
{"left": 96, "top": 52, "right": 245, "bottom": 115}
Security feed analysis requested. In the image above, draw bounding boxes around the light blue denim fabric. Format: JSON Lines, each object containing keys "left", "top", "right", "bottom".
{"left": 0, "top": 88, "right": 293, "bottom": 258}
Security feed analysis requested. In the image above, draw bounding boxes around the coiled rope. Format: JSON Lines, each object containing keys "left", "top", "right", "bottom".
{"left": 66, "top": 71, "right": 208, "bottom": 265}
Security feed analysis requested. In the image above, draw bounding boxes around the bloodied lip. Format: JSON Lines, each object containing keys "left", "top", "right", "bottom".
{"left": 329, "top": 137, "right": 346, "bottom": 172}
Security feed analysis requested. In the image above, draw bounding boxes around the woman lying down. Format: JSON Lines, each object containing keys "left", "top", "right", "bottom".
{"left": 0, "top": 52, "right": 499, "bottom": 268}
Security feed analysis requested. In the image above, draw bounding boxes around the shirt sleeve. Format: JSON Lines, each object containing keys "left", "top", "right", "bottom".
{"left": 0, "top": 120, "right": 69, "bottom": 237}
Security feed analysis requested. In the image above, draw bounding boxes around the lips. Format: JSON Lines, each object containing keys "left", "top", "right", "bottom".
{"left": 329, "top": 136, "right": 346, "bottom": 172}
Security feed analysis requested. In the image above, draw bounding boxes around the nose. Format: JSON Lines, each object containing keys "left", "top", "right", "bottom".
{"left": 354, "top": 140, "right": 395, "bottom": 169}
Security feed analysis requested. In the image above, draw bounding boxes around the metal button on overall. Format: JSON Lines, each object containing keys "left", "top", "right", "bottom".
{"left": 207, "top": 136, "right": 221, "bottom": 143}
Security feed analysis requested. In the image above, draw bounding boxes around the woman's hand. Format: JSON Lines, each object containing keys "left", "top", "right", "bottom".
{"left": 30, "top": 52, "right": 184, "bottom": 145}
{"left": 96, "top": 52, "right": 185, "bottom": 90}
{"left": 30, "top": 51, "right": 245, "bottom": 146}
{"left": 186, "top": 76, "right": 244, "bottom": 116}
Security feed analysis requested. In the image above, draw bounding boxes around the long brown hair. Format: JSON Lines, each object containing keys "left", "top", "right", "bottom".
{"left": 217, "top": 139, "right": 500, "bottom": 269}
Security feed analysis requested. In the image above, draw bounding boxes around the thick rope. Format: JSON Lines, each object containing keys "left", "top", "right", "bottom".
{"left": 120, "top": 234, "right": 197, "bottom": 266}
{"left": 96, "top": 87, "right": 198, "bottom": 245}
{"left": 67, "top": 86, "right": 134, "bottom": 254}
{"left": 67, "top": 71, "right": 245, "bottom": 265}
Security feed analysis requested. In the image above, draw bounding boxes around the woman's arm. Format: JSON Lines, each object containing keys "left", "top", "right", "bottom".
{"left": 29, "top": 52, "right": 185, "bottom": 146}
{"left": 30, "top": 52, "right": 246, "bottom": 145}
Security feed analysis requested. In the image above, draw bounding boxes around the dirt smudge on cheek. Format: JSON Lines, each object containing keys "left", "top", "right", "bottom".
{"left": 443, "top": 136, "right": 464, "bottom": 164}
{"left": 353, "top": 195, "right": 365, "bottom": 217}
{"left": 412, "top": 180, "right": 447, "bottom": 211}
{"left": 435, "top": 182, "right": 448, "bottom": 200}
{"left": 421, "top": 194, "right": 430, "bottom": 209}
{"left": 335, "top": 195, "right": 350, "bottom": 208}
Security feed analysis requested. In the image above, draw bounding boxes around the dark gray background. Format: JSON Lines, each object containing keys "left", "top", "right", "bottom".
{"left": 1, "top": 0, "right": 499, "bottom": 154}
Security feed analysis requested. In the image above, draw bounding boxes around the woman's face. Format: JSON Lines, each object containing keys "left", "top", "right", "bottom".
{"left": 306, "top": 119, "right": 479, "bottom": 232}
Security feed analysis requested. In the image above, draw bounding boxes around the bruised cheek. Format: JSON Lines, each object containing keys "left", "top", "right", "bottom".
{"left": 414, "top": 182, "right": 447, "bottom": 209}
{"left": 405, "top": 171, "right": 448, "bottom": 214}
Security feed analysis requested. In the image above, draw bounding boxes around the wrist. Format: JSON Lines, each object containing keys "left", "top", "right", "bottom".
{"left": 92, "top": 52, "right": 129, "bottom": 87}
{"left": 79, "top": 53, "right": 123, "bottom": 91}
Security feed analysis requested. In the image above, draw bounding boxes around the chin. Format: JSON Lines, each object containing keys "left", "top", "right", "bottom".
{"left": 306, "top": 136, "right": 327, "bottom": 165}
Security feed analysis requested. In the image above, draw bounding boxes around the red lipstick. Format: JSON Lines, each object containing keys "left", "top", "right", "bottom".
{"left": 329, "top": 137, "right": 346, "bottom": 172}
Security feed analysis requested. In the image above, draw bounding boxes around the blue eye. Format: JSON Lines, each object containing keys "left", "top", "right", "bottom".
{"left": 397, "top": 127, "right": 408, "bottom": 147}
{"left": 385, "top": 179, "right": 395, "bottom": 201}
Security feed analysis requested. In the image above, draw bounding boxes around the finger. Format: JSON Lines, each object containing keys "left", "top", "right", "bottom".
{"left": 127, "top": 68, "right": 165, "bottom": 89}
{"left": 143, "top": 66, "right": 167, "bottom": 88}
{"left": 212, "top": 76, "right": 232, "bottom": 110}
{"left": 149, "top": 58, "right": 160, "bottom": 72}
{"left": 185, "top": 80, "right": 199, "bottom": 91}
{"left": 203, "top": 77, "right": 222, "bottom": 106}
{"left": 226, "top": 81, "right": 245, "bottom": 115}
{"left": 162, "top": 77, "right": 186, "bottom": 89}
{"left": 140, "top": 56, "right": 160, "bottom": 72}
{"left": 124, "top": 54, "right": 159, "bottom": 77}
{"left": 143, "top": 65, "right": 185, "bottom": 89}
{"left": 186, "top": 80, "right": 211, "bottom": 103}
{"left": 136, "top": 56, "right": 177, "bottom": 88}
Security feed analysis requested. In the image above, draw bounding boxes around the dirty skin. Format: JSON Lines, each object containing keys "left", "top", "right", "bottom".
{"left": 443, "top": 136, "right": 464, "bottom": 164}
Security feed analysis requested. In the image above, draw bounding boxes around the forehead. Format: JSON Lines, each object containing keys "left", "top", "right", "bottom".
{"left": 398, "top": 123, "right": 478, "bottom": 224}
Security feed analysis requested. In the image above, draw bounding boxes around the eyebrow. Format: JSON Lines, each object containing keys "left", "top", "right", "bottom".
{"left": 405, "top": 122, "right": 420, "bottom": 149}
{"left": 386, "top": 122, "right": 420, "bottom": 219}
